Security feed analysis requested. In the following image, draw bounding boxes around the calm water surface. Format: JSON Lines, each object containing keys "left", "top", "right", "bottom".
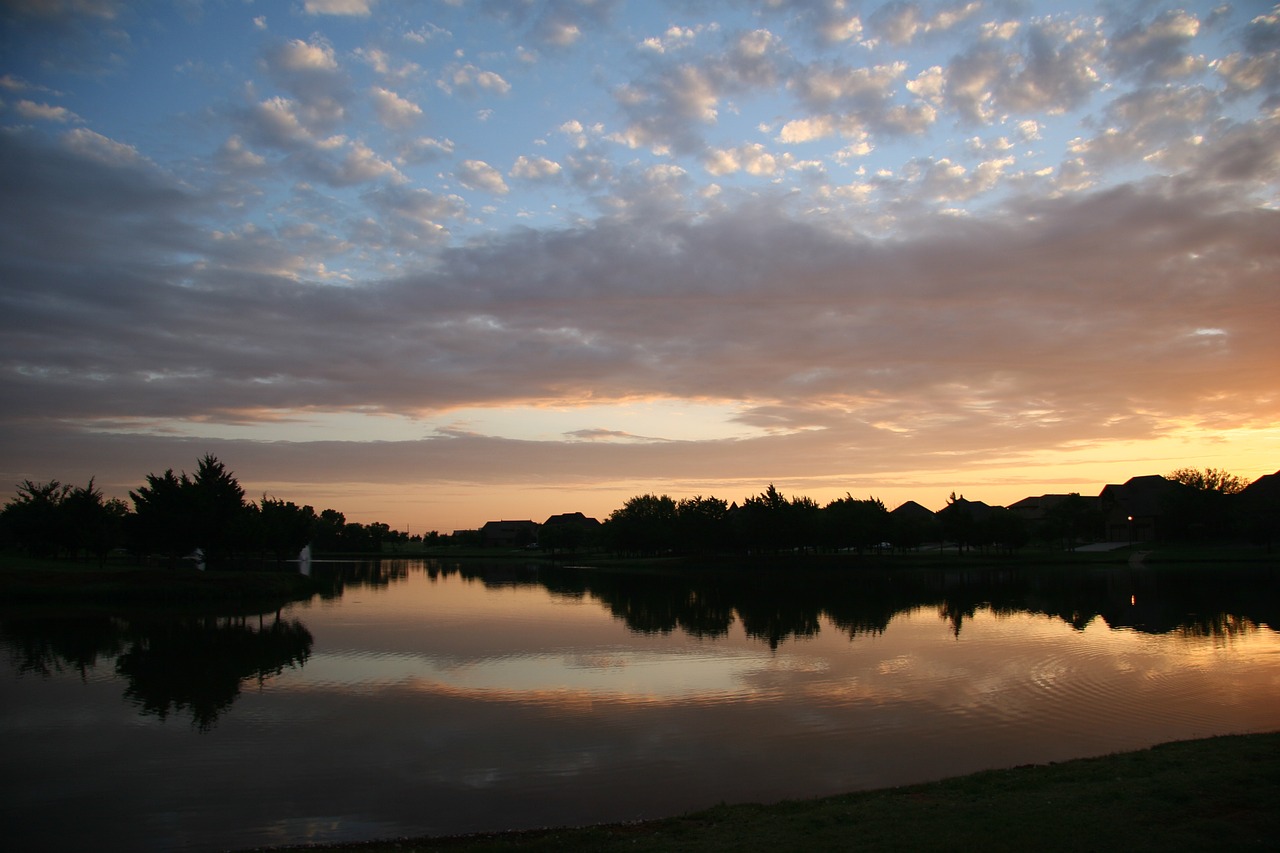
{"left": 2, "top": 560, "right": 1278, "bottom": 852}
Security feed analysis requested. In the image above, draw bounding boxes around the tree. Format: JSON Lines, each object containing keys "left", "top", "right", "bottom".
{"left": 129, "top": 456, "right": 250, "bottom": 568}
{"left": 676, "top": 495, "right": 731, "bottom": 554}
{"left": 187, "top": 454, "right": 249, "bottom": 566}
{"left": 313, "top": 508, "right": 347, "bottom": 552}
{"left": 61, "top": 479, "right": 129, "bottom": 565}
{"left": 256, "top": 497, "right": 317, "bottom": 566}
{"left": 129, "top": 469, "right": 196, "bottom": 568}
{"left": 985, "top": 507, "right": 1029, "bottom": 555}
{"left": 822, "top": 495, "right": 889, "bottom": 554}
{"left": 1165, "top": 467, "right": 1246, "bottom": 540}
{"left": 1168, "top": 467, "right": 1247, "bottom": 494}
{"left": 1, "top": 479, "right": 72, "bottom": 557}
{"left": 1040, "top": 493, "right": 1100, "bottom": 551}
{"left": 603, "top": 494, "right": 679, "bottom": 556}
{"left": 938, "top": 492, "right": 975, "bottom": 555}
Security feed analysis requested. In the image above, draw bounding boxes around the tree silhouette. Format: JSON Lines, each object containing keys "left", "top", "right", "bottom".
{"left": 1, "top": 480, "right": 71, "bottom": 558}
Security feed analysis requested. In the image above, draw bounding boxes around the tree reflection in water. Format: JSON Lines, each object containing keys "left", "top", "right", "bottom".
{"left": 431, "top": 561, "right": 1280, "bottom": 647}
{"left": 1, "top": 610, "right": 312, "bottom": 731}
{"left": 2, "top": 561, "right": 1274, "bottom": 731}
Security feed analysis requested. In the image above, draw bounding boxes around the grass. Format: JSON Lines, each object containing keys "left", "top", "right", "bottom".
{"left": 247, "top": 732, "right": 1279, "bottom": 852}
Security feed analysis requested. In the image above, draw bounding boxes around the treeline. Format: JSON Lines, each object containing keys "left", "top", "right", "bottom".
{"left": 593, "top": 468, "right": 1279, "bottom": 558}
{"left": 0, "top": 454, "right": 419, "bottom": 569}
{"left": 596, "top": 486, "right": 1038, "bottom": 557}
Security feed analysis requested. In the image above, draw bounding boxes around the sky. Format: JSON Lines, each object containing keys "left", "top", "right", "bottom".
{"left": 1, "top": 0, "right": 1277, "bottom": 533}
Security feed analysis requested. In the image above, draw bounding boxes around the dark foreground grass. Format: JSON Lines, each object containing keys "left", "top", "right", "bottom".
{"left": 251, "top": 732, "right": 1280, "bottom": 853}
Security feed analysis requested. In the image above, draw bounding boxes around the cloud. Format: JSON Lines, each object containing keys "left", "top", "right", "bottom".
{"left": 868, "top": 1, "right": 981, "bottom": 47}
{"left": 13, "top": 99, "right": 79, "bottom": 122}
{"left": 613, "top": 29, "right": 786, "bottom": 154}
{"left": 456, "top": 159, "right": 510, "bottom": 193}
{"left": 214, "top": 134, "right": 267, "bottom": 173}
{"left": 259, "top": 38, "right": 351, "bottom": 134}
{"left": 527, "top": 0, "right": 619, "bottom": 49}
{"left": 398, "top": 135, "right": 455, "bottom": 164}
{"left": 1108, "top": 9, "right": 1204, "bottom": 82}
{"left": 60, "top": 127, "right": 147, "bottom": 166}
{"left": 439, "top": 63, "right": 512, "bottom": 97}
{"left": 304, "top": 0, "right": 375, "bottom": 15}
{"left": 364, "top": 184, "right": 468, "bottom": 247}
{"left": 704, "top": 143, "right": 791, "bottom": 177}
{"left": 510, "top": 155, "right": 563, "bottom": 181}
{"left": 944, "top": 18, "right": 1105, "bottom": 122}
{"left": 370, "top": 86, "right": 423, "bottom": 129}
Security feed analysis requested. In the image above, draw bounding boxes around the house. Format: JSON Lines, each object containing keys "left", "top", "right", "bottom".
{"left": 1239, "top": 471, "right": 1280, "bottom": 546}
{"left": 1098, "top": 475, "right": 1190, "bottom": 542}
{"left": 542, "top": 511, "right": 601, "bottom": 529}
{"left": 1008, "top": 493, "right": 1075, "bottom": 523}
{"left": 479, "top": 519, "right": 539, "bottom": 548}
{"left": 539, "top": 512, "right": 602, "bottom": 552}
{"left": 1009, "top": 493, "right": 1103, "bottom": 545}
{"left": 888, "top": 500, "right": 938, "bottom": 549}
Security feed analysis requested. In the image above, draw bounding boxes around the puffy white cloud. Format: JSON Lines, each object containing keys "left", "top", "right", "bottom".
{"left": 457, "top": 159, "right": 510, "bottom": 194}
{"left": 868, "top": 1, "right": 981, "bottom": 46}
{"left": 397, "top": 135, "right": 454, "bottom": 164}
{"left": 370, "top": 86, "right": 423, "bottom": 129}
{"left": 330, "top": 140, "right": 404, "bottom": 186}
{"left": 639, "top": 25, "right": 699, "bottom": 53}
{"left": 790, "top": 61, "right": 907, "bottom": 111}
{"left": 365, "top": 184, "right": 467, "bottom": 246}
{"left": 260, "top": 37, "right": 351, "bottom": 134}
{"left": 304, "top": 0, "right": 374, "bottom": 15}
{"left": 510, "top": 155, "right": 563, "bottom": 180}
{"left": 944, "top": 18, "right": 1104, "bottom": 122}
{"left": 777, "top": 114, "right": 838, "bottom": 143}
{"left": 14, "top": 100, "right": 79, "bottom": 122}
{"left": 243, "top": 96, "right": 315, "bottom": 149}
{"left": 272, "top": 38, "right": 338, "bottom": 72}
{"left": 704, "top": 143, "right": 791, "bottom": 176}
{"left": 440, "top": 63, "right": 512, "bottom": 97}
{"left": 215, "top": 134, "right": 267, "bottom": 172}
{"left": 60, "top": 127, "right": 146, "bottom": 167}
{"left": 1108, "top": 9, "right": 1204, "bottom": 81}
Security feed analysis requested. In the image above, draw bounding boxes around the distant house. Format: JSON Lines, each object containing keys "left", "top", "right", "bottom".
{"left": 1009, "top": 493, "right": 1103, "bottom": 546}
{"left": 1239, "top": 471, "right": 1280, "bottom": 547}
{"left": 889, "top": 500, "right": 939, "bottom": 549}
{"left": 1098, "top": 475, "right": 1190, "bottom": 542}
{"left": 1008, "top": 494, "right": 1075, "bottom": 523}
{"left": 542, "top": 511, "right": 601, "bottom": 529}
{"left": 479, "top": 520, "right": 539, "bottom": 549}
{"left": 539, "top": 512, "right": 601, "bottom": 553}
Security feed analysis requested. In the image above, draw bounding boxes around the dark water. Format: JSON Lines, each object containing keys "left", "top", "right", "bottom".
{"left": 2, "top": 560, "right": 1278, "bottom": 852}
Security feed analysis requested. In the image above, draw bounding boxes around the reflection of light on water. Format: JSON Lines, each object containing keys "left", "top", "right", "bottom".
{"left": 292, "top": 648, "right": 770, "bottom": 700}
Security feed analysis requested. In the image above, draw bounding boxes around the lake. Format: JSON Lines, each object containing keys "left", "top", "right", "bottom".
{"left": 2, "top": 559, "right": 1278, "bottom": 852}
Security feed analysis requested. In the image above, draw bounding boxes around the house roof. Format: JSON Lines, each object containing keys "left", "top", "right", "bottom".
{"left": 890, "top": 500, "right": 935, "bottom": 522}
{"left": 1100, "top": 475, "right": 1189, "bottom": 516}
{"left": 542, "top": 511, "right": 601, "bottom": 527}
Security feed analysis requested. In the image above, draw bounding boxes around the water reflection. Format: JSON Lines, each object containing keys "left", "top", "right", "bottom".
{"left": 1, "top": 610, "right": 312, "bottom": 730}
{"left": 413, "top": 561, "right": 1279, "bottom": 646}
{"left": 2, "top": 560, "right": 1277, "bottom": 853}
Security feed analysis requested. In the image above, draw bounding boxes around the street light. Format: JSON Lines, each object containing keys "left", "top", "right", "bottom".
{"left": 1127, "top": 515, "right": 1134, "bottom": 548}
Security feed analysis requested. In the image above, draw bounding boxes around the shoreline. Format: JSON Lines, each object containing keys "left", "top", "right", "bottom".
{"left": 243, "top": 732, "right": 1280, "bottom": 852}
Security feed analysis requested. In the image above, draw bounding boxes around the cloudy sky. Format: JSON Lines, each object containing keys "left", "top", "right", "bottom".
{"left": 1, "top": 0, "right": 1277, "bottom": 531}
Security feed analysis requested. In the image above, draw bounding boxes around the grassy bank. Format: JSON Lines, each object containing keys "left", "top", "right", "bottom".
{"left": 250, "top": 732, "right": 1280, "bottom": 852}
{"left": 0, "top": 555, "right": 320, "bottom": 605}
